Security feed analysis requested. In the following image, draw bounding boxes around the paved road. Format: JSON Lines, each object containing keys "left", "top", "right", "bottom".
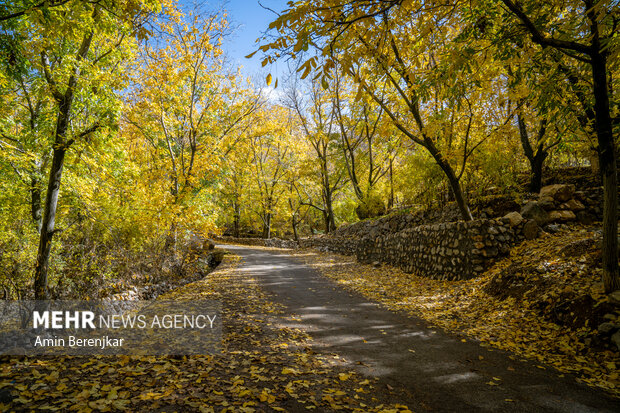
{"left": 221, "top": 244, "right": 620, "bottom": 412}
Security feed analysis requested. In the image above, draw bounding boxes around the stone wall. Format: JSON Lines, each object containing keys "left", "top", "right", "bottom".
{"left": 520, "top": 184, "right": 603, "bottom": 225}
{"left": 215, "top": 236, "right": 299, "bottom": 249}
{"left": 264, "top": 238, "right": 299, "bottom": 249}
{"left": 214, "top": 236, "right": 265, "bottom": 246}
{"left": 330, "top": 194, "right": 521, "bottom": 240}
{"left": 300, "top": 218, "right": 520, "bottom": 280}
{"left": 217, "top": 220, "right": 524, "bottom": 280}
{"left": 215, "top": 184, "right": 603, "bottom": 281}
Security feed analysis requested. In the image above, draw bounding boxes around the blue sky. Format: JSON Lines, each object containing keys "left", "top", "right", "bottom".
{"left": 220, "top": 0, "right": 291, "bottom": 79}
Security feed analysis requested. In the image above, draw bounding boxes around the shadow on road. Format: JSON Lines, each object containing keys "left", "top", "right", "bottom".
{"left": 222, "top": 244, "right": 620, "bottom": 412}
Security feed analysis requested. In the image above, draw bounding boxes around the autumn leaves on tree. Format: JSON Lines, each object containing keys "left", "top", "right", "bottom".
{"left": 0, "top": 0, "right": 618, "bottom": 299}
{"left": 257, "top": 0, "right": 619, "bottom": 291}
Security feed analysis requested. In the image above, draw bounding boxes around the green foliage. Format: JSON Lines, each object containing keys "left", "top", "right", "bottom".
{"left": 1, "top": 0, "right": 618, "bottom": 297}
{"left": 355, "top": 191, "right": 386, "bottom": 220}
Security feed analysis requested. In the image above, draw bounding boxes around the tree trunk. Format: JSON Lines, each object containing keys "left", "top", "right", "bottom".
{"left": 30, "top": 174, "right": 42, "bottom": 233}
{"left": 517, "top": 111, "right": 548, "bottom": 193}
{"left": 329, "top": 209, "right": 336, "bottom": 232}
{"left": 431, "top": 148, "right": 472, "bottom": 221}
{"left": 591, "top": 52, "right": 619, "bottom": 293}
{"left": 263, "top": 212, "right": 272, "bottom": 239}
{"left": 388, "top": 157, "right": 395, "bottom": 210}
{"left": 529, "top": 151, "right": 547, "bottom": 193}
{"left": 34, "top": 147, "right": 66, "bottom": 299}
{"left": 322, "top": 209, "right": 330, "bottom": 234}
{"left": 447, "top": 171, "right": 472, "bottom": 221}
{"left": 324, "top": 191, "right": 336, "bottom": 233}
{"left": 291, "top": 214, "right": 299, "bottom": 242}
{"left": 233, "top": 200, "right": 240, "bottom": 237}
{"left": 34, "top": 23, "right": 95, "bottom": 299}
{"left": 233, "top": 213, "right": 240, "bottom": 238}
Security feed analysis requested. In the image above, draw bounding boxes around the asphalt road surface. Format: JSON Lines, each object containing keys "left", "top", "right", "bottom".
{"left": 221, "top": 244, "right": 620, "bottom": 412}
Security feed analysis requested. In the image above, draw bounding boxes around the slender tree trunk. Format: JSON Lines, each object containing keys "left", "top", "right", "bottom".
{"left": 291, "top": 214, "right": 299, "bottom": 242}
{"left": 517, "top": 112, "right": 548, "bottom": 193}
{"left": 388, "top": 157, "right": 395, "bottom": 210}
{"left": 447, "top": 171, "right": 472, "bottom": 221}
{"left": 34, "top": 147, "right": 66, "bottom": 299}
{"left": 233, "top": 198, "right": 240, "bottom": 237}
{"left": 30, "top": 174, "right": 42, "bottom": 233}
{"left": 34, "top": 21, "right": 95, "bottom": 299}
{"left": 263, "top": 212, "right": 272, "bottom": 239}
{"left": 324, "top": 189, "right": 336, "bottom": 233}
{"left": 233, "top": 213, "right": 240, "bottom": 238}
{"left": 34, "top": 84, "right": 78, "bottom": 299}
{"left": 430, "top": 148, "right": 472, "bottom": 221}
{"left": 591, "top": 52, "right": 619, "bottom": 293}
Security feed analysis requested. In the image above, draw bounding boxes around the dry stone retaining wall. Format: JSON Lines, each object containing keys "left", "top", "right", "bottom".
{"left": 300, "top": 218, "right": 520, "bottom": 280}
{"left": 214, "top": 236, "right": 265, "bottom": 246}
{"left": 217, "top": 220, "right": 523, "bottom": 280}
{"left": 216, "top": 183, "right": 603, "bottom": 281}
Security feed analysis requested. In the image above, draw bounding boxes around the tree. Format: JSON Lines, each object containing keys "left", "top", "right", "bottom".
{"left": 220, "top": 146, "right": 251, "bottom": 238}
{"left": 286, "top": 77, "right": 347, "bottom": 233}
{"left": 0, "top": 0, "right": 161, "bottom": 299}
{"left": 247, "top": 106, "right": 294, "bottom": 238}
{"left": 332, "top": 70, "right": 393, "bottom": 218}
{"left": 498, "top": 0, "right": 619, "bottom": 292}
{"left": 124, "top": 7, "right": 261, "bottom": 244}
{"left": 259, "top": 1, "right": 513, "bottom": 221}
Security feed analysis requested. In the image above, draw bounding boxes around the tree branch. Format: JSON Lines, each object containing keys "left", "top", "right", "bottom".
{"left": 500, "top": 0, "right": 592, "bottom": 55}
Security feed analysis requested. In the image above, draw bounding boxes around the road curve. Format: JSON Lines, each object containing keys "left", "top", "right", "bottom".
{"left": 221, "top": 244, "right": 620, "bottom": 412}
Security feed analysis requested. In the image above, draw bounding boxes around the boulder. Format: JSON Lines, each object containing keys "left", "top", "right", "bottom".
{"left": 521, "top": 201, "right": 550, "bottom": 226}
{"left": 503, "top": 211, "right": 524, "bottom": 227}
{"left": 560, "top": 199, "right": 586, "bottom": 212}
{"left": 549, "top": 210, "right": 577, "bottom": 222}
{"left": 609, "top": 290, "right": 620, "bottom": 306}
{"left": 538, "top": 196, "right": 556, "bottom": 211}
{"left": 522, "top": 220, "right": 539, "bottom": 240}
{"left": 539, "top": 184, "right": 575, "bottom": 202}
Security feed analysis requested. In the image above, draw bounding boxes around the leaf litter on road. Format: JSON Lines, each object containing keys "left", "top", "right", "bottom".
{"left": 0, "top": 254, "right": 412, "bottom": 412}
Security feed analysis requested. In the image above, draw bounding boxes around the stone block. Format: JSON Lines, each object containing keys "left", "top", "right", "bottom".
{"left": 521, "top": 201, "right": 550, "bottom": 226}
{"left": 538, "top": 196, "right": 556, "bottom": 211}
{"left": 522, "top": 220, "right": 539, "bottom": 240}
{"left": 561, "top": 199, "right": 586, "bottom": 212}
{"left": 549, "top": 210, "right": 577, "bottom": 222}
{"left": 539, "top": 184, "right": 575, "bottom": 202}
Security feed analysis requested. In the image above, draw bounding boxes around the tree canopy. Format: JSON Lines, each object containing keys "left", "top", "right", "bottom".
{"left": 0, "top": 0, "right": 618, "bottom": 298}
